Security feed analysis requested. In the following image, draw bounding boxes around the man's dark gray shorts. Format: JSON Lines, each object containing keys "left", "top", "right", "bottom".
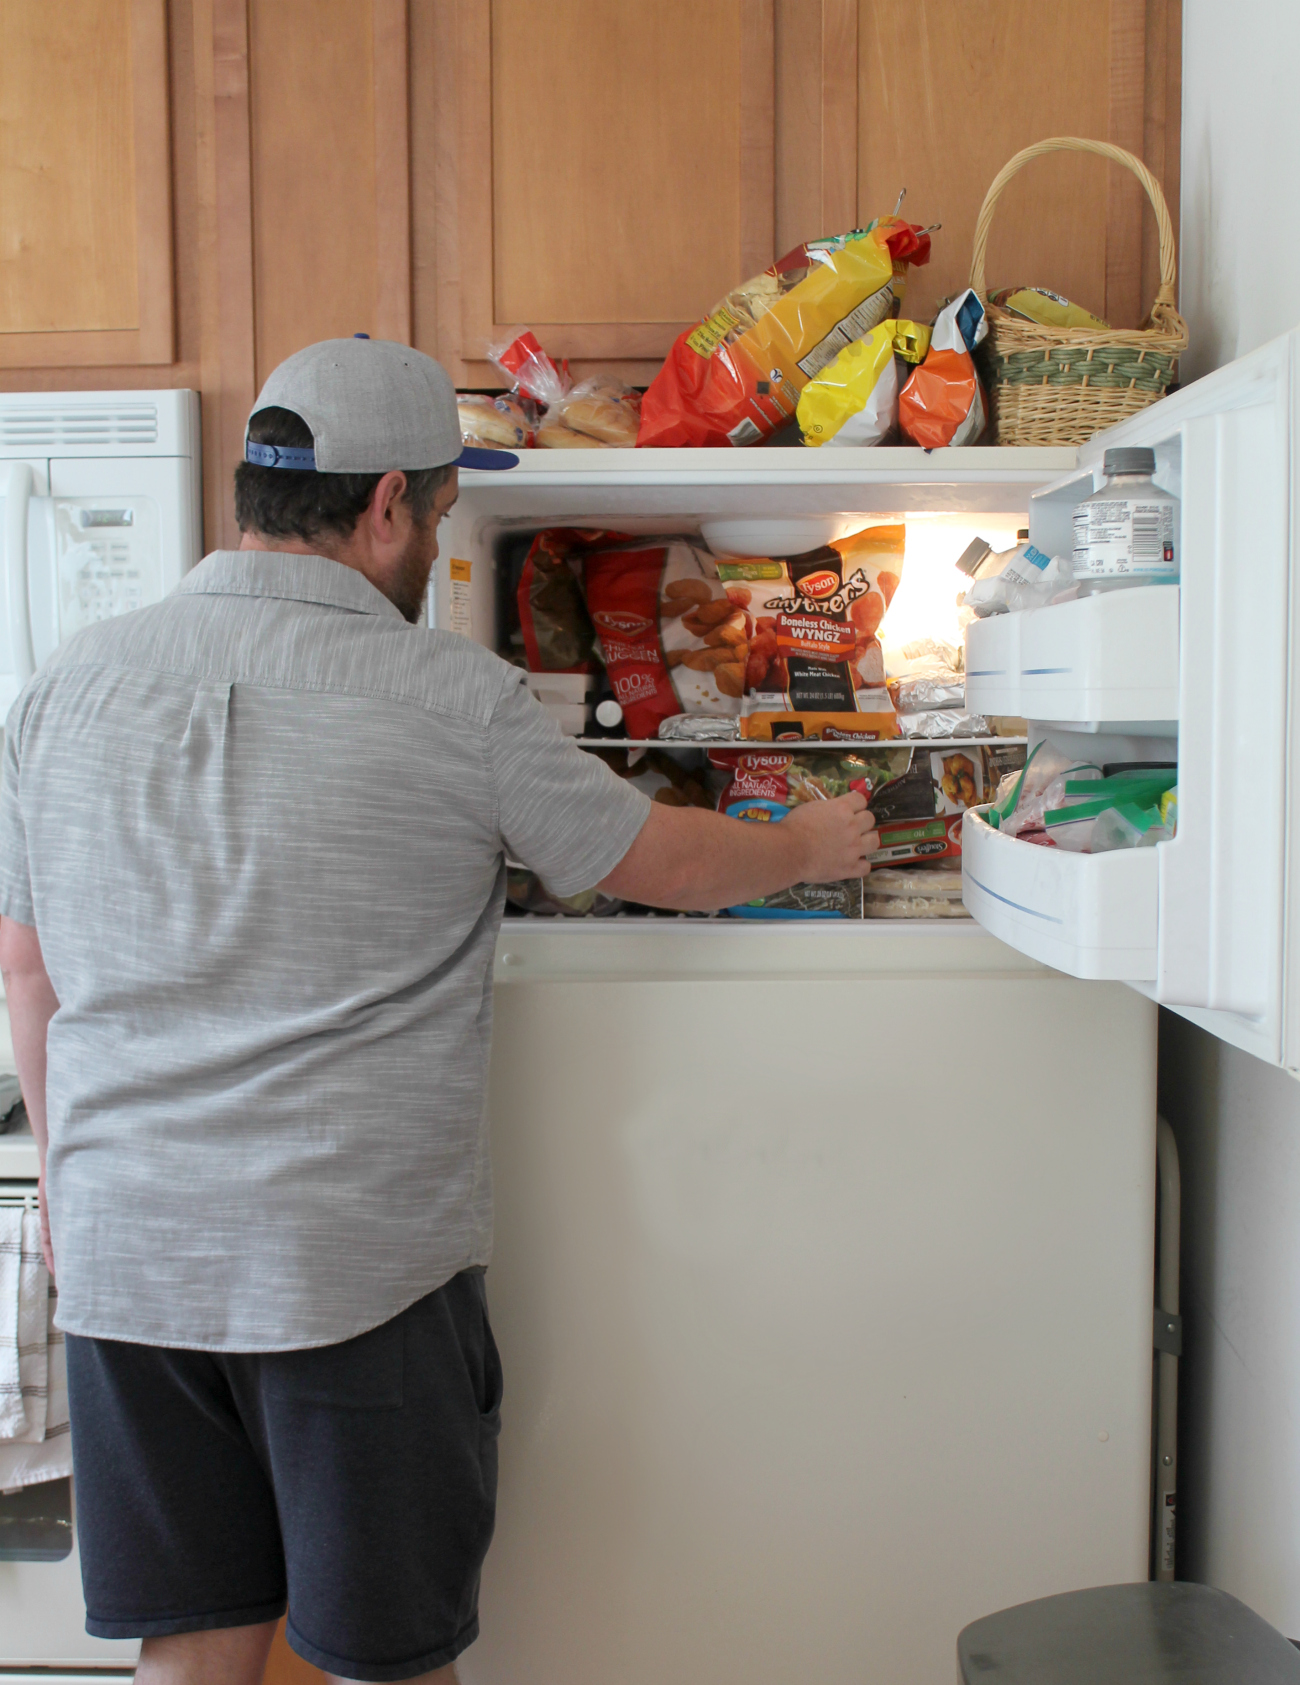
{"left": 65, "top": 1268, "right": 502, "bottom": 1682}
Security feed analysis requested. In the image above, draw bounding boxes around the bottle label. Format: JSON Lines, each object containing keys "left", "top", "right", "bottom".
{"left": 1072, "top": 499, "right": 1177, "bottom": 580}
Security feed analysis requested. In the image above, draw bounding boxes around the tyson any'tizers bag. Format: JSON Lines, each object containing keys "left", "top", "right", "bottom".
{"left": 713, "top": 524, "right": 906, "bottom": 740}
{"left": 638, "top": 219, "right": 931, "bottom": 449}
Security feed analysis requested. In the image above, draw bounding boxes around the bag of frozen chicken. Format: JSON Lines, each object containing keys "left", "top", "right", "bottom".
{"left": 581, "top": 539, "right": 746, "bottom": 739}
{"left": 638, "top": 219, "right": 931, "bottom": 449}
{"left": 712, "top": 524, "right": 905, "bottom": 740}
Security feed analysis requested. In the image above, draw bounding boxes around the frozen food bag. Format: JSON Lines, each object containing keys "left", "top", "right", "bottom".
{"left": 516, "top": 528, "right": 615, "bottom": 673}
{"left": 866, "top": 743, "right": 1027, "bottom": 864}
{"left": 863, "top": 863, "right": 970, "bottom": 919}
{"left": 712, "top": 749, "right": 878, "bottom": 918}
{"left": 639, "top": 219, "right": 931, "bottom": 450}
{"left": 582, "top": 539, "right": 743, "bottom": 738}
{"left": 898, "top": 288, "right": 989, "bottom": 448}
{"left": 714, "top": 523, "right": 905, "bottom": 740}
{"left": 796, "top": 319, "right": 930, "bottom": 447}
{"left": 506, "top": 868, "right": 625, "bottom": 918}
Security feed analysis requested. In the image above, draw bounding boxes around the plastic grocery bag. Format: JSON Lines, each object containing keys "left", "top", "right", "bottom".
{"left": 898, "top": 288, "right": 988, "bottom": 448}
{"left": 796, "top": 319, "right": 930, "bottom": 447}
{"left": 964, "top": 543, "right": 1075, "bottom": 616}
{"left": 489, "top": 331, "right": 571, "bottom": 408}
{"left": 639, "top": 219, "right": 931, "bottom": 449}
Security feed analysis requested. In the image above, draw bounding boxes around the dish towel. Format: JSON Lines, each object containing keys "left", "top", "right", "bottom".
{"left": 0, "top": 1208, "right": 42, "bottom": 1439}
{"left": 0, "top": 1210, "right": 69, "bottom": 1491}
{"left": 0, "top": 1282, "right": 69, "bottom": 1492}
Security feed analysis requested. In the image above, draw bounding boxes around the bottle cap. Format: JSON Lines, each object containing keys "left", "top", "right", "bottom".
{"left": 1103, "top": 446, "right": 1156, "bottom": 476}
{"left": 594, "top": 699, "right": 623, "bottom": 729}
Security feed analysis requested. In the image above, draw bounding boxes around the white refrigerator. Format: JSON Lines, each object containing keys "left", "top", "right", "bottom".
{"left": 430, "top": 422, "right": 1186, "bottom": 1683}
{"left": 0, "top": 387, "right": 199, "bottom": 1675}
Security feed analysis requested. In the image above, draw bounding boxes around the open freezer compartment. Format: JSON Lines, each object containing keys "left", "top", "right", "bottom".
{"left": 436, "top": 444, "right": 1074, "bottom": 934}
{"left": 959, "top": 329, "right": 1300, "bottom": 1072}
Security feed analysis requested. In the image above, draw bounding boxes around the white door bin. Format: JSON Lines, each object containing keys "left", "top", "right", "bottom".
{"left": 962, "top": 809, "right": 1159, "bottom": 980}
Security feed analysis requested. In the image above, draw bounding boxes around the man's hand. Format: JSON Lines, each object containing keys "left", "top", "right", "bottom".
{"left": 598, "top": 793, "right": 878, "bottom": 912}
{"left": 780, "top": 791, "right": 878, "bottom": 883}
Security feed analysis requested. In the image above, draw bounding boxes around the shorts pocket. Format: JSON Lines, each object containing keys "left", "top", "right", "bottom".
{"left": 260, "top": 1313, "right": 405, "bottom": 1410}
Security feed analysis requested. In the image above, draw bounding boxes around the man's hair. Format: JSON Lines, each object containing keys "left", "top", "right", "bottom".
{"left": 234, "top": 407, "right": 453, "bottom": 542}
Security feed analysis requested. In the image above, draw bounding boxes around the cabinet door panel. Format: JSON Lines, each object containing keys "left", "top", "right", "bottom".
{"left": 457, "top": 0, "right": 775, "bottom": 373}
{"left": 0, "top": 0, "right": 173, "bottom": 367}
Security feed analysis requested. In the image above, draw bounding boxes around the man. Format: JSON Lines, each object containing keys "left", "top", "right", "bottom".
{"left": 0, "top": 339, "right": 876, "bottom": 1685}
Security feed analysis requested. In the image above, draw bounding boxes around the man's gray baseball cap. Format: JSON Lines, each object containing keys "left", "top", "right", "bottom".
{"left": 245, "top": 335, "right": 518, "bottom": 473}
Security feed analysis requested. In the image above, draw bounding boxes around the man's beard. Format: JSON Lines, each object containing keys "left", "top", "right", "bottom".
{"left": 390, "top": 520, "right": 437, "bottom": 624}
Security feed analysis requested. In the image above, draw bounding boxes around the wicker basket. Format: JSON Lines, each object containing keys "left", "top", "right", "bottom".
{"left": 970, "top": 136, "right": 1189, "bottom": 446}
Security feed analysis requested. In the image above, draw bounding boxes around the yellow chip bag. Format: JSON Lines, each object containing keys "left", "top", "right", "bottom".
{"left": 797, "top": 319, "right": 931, "bottom": 447}
{"left": 991, "top": 287, "right": 1109, "bottom": 331}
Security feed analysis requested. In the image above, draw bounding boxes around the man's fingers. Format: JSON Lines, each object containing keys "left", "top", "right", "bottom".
{"left": 843, "top": 790, "right": 867, "bottom": 814}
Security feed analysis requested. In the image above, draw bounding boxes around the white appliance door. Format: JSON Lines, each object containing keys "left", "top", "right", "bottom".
{"left": 37, "top": 459, "right": 191, "bottom": 672}
{"left": 0, "top": 461, "right": 49, "bottom": 718}
{"left": 965, "top": 329, "right": 1298, "bottom": 1071}
{"left": 0, "top": 1509, "right": 139, "bottom": 1670}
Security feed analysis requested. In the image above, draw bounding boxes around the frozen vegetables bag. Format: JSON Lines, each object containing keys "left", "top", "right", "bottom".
{"left": 899, "top": 288, "right": 989, "bottom": 448}
{"left": 796, "top": 319, "right": 930, "bottom": 447}
{"left": 639, "top": 219, "right": 931, "bottom": 449}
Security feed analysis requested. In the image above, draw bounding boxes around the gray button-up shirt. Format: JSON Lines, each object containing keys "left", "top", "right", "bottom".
{"left": 0, "top": 551, "right": 649, "bottom": 1351}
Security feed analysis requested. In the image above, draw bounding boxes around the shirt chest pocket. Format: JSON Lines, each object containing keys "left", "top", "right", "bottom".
{"left": 259, "top": 1312, "right": 405, "bottom": 1410}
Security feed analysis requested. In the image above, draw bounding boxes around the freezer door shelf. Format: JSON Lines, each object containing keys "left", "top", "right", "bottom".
{"left": 964, "top": 585, "right": 1179, "bottom": 724}
{"left": 961, "top": 810, "right": 1158, "bottom": 981}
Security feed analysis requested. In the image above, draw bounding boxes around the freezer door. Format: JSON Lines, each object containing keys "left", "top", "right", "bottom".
{"left": 1076, "top": 333, "right": 1296, "bottom": 1067}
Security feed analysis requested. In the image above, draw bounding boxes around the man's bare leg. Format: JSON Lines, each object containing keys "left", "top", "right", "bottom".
{"left": 134, "top": 1619, "right": 278, "bottom": 1685}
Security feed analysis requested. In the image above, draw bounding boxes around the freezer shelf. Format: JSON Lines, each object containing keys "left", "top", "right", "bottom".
{"left": 964, "top": 585, "right": 1179, "bottom": 724}
{"left": 961, "top": 809, "right": 1158, "bottom": 980}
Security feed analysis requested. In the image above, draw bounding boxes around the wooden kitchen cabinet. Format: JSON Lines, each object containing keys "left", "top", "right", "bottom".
{"left": 1, "top": 0, "right": 1181, "bottom": 550}
{"left": 0, "top": 0, "right": 175, "bottom": 368}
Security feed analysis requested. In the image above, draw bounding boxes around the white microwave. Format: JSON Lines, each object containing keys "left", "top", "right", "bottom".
{"left": 0, "top": 390, "right": 202, "bottom": 715}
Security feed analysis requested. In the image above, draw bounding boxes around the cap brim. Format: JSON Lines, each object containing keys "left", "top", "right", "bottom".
{"left": 456, "top": 444, "right": 519, "bottom": 470}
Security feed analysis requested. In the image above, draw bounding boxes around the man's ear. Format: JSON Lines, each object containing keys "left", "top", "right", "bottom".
{"left": 368, "top": 470, "right": 410, "bottom": 543}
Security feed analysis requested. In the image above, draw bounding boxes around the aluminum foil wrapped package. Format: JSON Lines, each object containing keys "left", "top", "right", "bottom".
{"left": 897, "top": 710, "right": 992, "bottom": 739}
{"left": 657, "top": 714, "right": 740, "bottom": 743}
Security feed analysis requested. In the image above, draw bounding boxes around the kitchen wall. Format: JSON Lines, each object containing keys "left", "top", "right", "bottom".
{"left": 1164, "top": 0, "right": 1300, "bottom": 1633}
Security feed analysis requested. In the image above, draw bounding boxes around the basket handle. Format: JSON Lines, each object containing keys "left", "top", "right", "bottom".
{"left": 969, "top": 136, "right": 1178, "bottom": 311}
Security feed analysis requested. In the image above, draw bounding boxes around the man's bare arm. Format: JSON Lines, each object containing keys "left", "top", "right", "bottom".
{"left": 599, "top": 791, "right": 877, "bottom": 912}
{"left": 0, "top": 917, "right": 58, "bottom": 1274}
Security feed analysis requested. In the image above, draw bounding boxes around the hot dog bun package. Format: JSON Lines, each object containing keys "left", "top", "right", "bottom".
{"left": 638, "top": 218, "right": 932, "bottom": 449}
{"left": 582, "top": 539, "right": 747, "bottom": 738}
{"left": 712, "top": 524, "right": 905, "bottom": 740}
{"left": 796, "top": 319, "right": 930, "bottom": 447}
{"left": 898, "top": 288, "right": 989, "bottom": 448}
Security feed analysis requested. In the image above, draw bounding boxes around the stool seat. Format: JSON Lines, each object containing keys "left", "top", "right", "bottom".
{"left": 958, "top": 1583, "right": 1300, "bottom": 1683}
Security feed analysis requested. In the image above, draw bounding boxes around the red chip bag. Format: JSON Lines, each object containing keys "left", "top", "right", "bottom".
{"left": 639, "top": 220, "right": 931, "bottom": 450}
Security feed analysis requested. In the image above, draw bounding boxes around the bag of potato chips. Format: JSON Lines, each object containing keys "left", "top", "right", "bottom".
{"left": 639, "top": 220, "right": 931, "bottom": 449}
{"left": 713, "top": 524, "right": 906, "bottom": 740}
{"left": 796, "top": 319, "right": 930, "bottom": 447}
